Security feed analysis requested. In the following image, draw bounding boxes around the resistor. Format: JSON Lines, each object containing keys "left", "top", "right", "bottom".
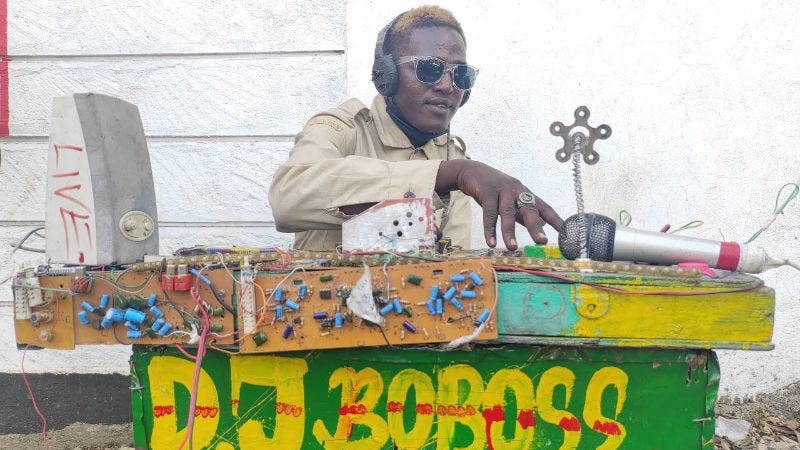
{"left": 422, "top": 327, "right": 429, "bottom": 340}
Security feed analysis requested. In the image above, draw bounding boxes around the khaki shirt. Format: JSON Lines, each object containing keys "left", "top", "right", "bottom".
{"left": 269, "top": 95, "right": 472, "bottom": 251}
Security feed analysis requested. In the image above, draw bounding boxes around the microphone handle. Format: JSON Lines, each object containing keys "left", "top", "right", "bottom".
{"left": 612, "top": 227, "right": 772, "bottom": 273}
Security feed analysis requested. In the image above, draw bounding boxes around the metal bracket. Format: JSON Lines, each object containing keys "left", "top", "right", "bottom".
{"left": 551, "top": 106, "right": 612, "bottom": 165}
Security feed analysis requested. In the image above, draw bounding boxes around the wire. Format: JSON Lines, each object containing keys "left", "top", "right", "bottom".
{"left": 745, "top": 182, "right": 799, "bottom": 244}
{"left": 21, "top": 344, "right": 49, "bottom": 450}
{"left": 178, "top": 287, "right": 210, "bottom": 450}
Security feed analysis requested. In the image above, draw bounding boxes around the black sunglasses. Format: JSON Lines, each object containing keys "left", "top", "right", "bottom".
{"left": 396, "top": 56, "right": 479, "bottom": 91}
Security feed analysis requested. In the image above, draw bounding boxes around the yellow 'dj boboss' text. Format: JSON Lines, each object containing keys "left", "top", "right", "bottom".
{"left": 146, "top": 355, "right": 627, "bottom": 449}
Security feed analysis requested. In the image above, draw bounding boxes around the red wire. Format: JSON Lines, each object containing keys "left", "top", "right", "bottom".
{"left": 21, "top": 344, "right": 49, "bottom": 450}
{"left": 178, "top": 287, "right": 210, "bottom": 450}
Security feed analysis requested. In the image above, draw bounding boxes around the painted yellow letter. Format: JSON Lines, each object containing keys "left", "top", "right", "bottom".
{"left": 482, "top": 368, "right": 536, "bottom": 450}
{"left": 583, "top": 367, "right": 628, "bottom": 449}
{"left": 537, "top": 366, "right": 581, "bottom": 449}
{"left": 387, "top": 369, "right": 435, "bottom": 450}
{"left": 436, "top": 364, "right": 484, "bottom": 450}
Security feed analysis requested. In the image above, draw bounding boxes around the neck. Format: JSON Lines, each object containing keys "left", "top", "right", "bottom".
{"left": 386, "top": 100, "right": 447, "bottom": 148}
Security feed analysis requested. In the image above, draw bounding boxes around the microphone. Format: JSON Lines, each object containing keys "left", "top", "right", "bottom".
{"left": 558, "top": 213, "right": 784, "bottom": 273}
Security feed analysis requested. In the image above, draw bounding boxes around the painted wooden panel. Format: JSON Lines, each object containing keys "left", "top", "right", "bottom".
{"left": 496, "top": 272, "right": 775, "bottom": 350}
{"left": 8, "top": 56, "right": 345, "bottom": 136}
{"left": 131, "top": 345, "right": 719, "bottom": 449}
{"left": 0, "top": 139, "right": 291, "bottom": 221}
{"left": 7, "top": 0, "right": 345, "bottom": 55}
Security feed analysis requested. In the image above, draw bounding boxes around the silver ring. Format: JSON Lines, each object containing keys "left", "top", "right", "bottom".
{"left": 516, "top": 191, "right": 536, "bottom": 209}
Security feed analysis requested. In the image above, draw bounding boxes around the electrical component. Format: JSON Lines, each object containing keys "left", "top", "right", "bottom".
{"left": 240, "top": 263, "right": 257, "bottom": 334}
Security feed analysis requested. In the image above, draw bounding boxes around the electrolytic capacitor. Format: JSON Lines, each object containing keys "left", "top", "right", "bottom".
{"left": 443, "top": 286, "right": 457, "bottom": 301}
{"left": 435, "top": 298, "right": 443, "bottom": 315}
{"left": 149, "top": 305, "right": 164, "bottom": 318}
{"left": 469, "top": 272, "right": 484, "bottom": 286}
{"left": 81, "top": 301, "right": 96, "bottom": 314}
{"left": 147, "top": 293, "right": 157, "bottom": 307}
{"left": 379, "top": 303, "right": 394, "bottom": 316}
{"left": 450, "top": 298, "right": 464, "bottom": 312}
{"left": 473, "top": 309, "right": 491, "bottom": 327}
{"left": 402, "top": 321, "right": 418, "bottom": 333}
{"left": 126, "top": 330, "right": 143, "bottom": 339}
{"left": 298, "top": 285, "right": 307, "bottom": 300}
{"left": 426, "top": 299, "right": 435, "bottom": 315}
{"left": 313, "top": 311, "right": 328, "bottom": 320}
{"left": 282, "top": 324, "right": 294, "bottom": 339}
{"left": 157, "top": 322, "right": 173, "bottom": 336}
{"left": 450, "top": 274, "right": 465, "bottom": 283}
{"left": 334, "top": 312, "right": 343, "bottom": 328}
{"left": 275, "top": 305, "right": 284, "bottom": 321}
{"left": 99, "top": 294, "right": 110, "bottom": 309}
{"left": 123, "top": 308, "right": 146, "bottom": 324}
{"left": 275, "top": 286, "right": 283, "bottom": 303}
{"left": 151, "top": 318, "right": 165, "bottom": 332}
{"left": 78, "top": 311, "right": 89, "bottom": 325}
{"left": 125, "top": 321, "right": 138, "bottom": 331}
{"left": 429, "top": 285, "right": 439, "bottom": 300}
{"left": 460, "top": 290, "right": 477, "bottom": 299}
{"left": 392, "top": 298, "right": 402, "bottom": 314}
{"left": 285, "top": 300, "right": 300, "bottom": 311}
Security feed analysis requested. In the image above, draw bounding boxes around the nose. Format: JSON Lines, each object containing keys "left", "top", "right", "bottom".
{"left": 433, "top": 68, "right": 455, "bottom": 93}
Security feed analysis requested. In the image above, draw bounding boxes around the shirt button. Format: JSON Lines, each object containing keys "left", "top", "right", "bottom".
{"left": 403, "top": 191, "right": 415, "bottom": 198}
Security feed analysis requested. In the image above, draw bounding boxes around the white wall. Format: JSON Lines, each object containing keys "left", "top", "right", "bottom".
{"left": 1, "top": 0, "right": 798, "bottom": 400}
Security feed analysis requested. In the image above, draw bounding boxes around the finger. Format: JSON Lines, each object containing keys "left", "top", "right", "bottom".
{"left": 534, "top": 197, "right": 565, "bottom": 232}
{"left": 499, "top": 191, "right": 520, "bottom": 250}
{"left": 518, "top": 205, "right": 548, "bottom": 244}
{"left": 481, "top": 194, "right": 500, "bottom": 248}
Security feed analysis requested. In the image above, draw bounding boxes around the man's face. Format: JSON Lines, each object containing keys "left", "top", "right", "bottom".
{"left": 393, "top": 26, "right": 467, "bottom": 134}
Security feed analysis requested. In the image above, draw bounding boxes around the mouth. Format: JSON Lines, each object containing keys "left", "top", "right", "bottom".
{"left": 424, "top": 99, "right": 453, "bottom": 112}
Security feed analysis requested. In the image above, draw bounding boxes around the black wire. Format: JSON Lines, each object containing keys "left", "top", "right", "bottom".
{"left": 208, "top": 279, "right": 236, "bottom": 315}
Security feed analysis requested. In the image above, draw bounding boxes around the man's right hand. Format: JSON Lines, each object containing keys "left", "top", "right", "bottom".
{"left": 435, "top": 159, "right": 563, "bottom": 251}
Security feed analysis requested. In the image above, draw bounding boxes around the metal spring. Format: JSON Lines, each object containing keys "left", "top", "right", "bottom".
{"left": 572, "top": 133, "right": 588, "bottom": 258}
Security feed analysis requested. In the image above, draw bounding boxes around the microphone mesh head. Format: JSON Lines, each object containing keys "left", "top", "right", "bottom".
{"left": 558, "top": 213, "right": 616, "bottom": 261}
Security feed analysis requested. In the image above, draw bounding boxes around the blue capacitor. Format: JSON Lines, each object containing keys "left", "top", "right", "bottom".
{"left": 298, "top": 285, "right": 307, "bottom": 300}
{"left": 125, "top": 321, "right": 138, "bottom": 331}
{"left": 379, "top": 303, "right": 394, "bottom": 316}
{"left": 285, "top": 300, "right": 300, "bottom": 311}
{"left": 100, "top": 317, "right": 113, "bottom": 329}
{"left": 275, "top": 305, "right": 284, "bottom": 321}
{"left": 81, "top": 301, "right": 95, "bottom": 313}
{"left": 147, "top": 293, "right": 157, "bottom": 307}
{"left": 151, "top": 317, "right": 165, "bottom": 332}
{"left": 78, "top": 311, "right": 89, "bottom": 325}
{"left": 334, "top": 312, "right": 343, "bottom": 328}
{"left": 99, "top": 294, "right": 109, "bottom": 309}
{"left": 126, "top": 330, "right": 143, "bottom": 339}
{"left": 123, "top": 308, "right": 146, "bottom": 324}
{"left": 313, "top": 311, "right": 328, "bottom": 320}
{"left": 105, "top": 308, "right": 125, "bottom": 323}
{"left": 443, "top": 286, "right": 457, "bottom": 301}
{"left": 460, "top": 290, "right": 477, "bottom": 299}
{"left": 435, "top": 297, "right": 443, "bottom": 315}
{"left": 474, "top": 309, "right": 491, "bottom": 326}
{"left": 392, "top": 298, "right": 402, "bottom": 314}
{"left": 149, "top": 305, "right": 164, "bottom": 318}
{"left": 275, "top": 286, "right": 283, "bottom": 303}
{"left": 426, "top": 299, "right": 435, "bottom": 315}
{"left": 469, "top": 272, "right": 484, "bottom": 286}
{"left": 429, "top": 285, "right": 440, "bottom": 300}
{"left": 450, "top": 274, "right": 466, "bottom": 283}
{"left": 282, "top": 324, "right": 294, "bottom": 339}
{"left": 157, "top": 322, "right": 173, "bottom": 336}
{"left": 402, "top": 321, "right": 417, "bottom": 333}
{"left": 450, "top": 298, "right": 464, "bottom": 312}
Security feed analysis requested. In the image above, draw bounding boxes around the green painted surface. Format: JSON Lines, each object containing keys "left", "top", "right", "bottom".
{"left": 132, "top": 344, "right": 718, "bottom": 449}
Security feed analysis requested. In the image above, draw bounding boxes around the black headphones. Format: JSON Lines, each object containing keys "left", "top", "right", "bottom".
{"left": 370, "top": 12, "right": 471, "bottom": 106}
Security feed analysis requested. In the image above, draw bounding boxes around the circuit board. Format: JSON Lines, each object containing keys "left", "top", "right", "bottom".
{"left": 237, "top": 259, "right": 497, "bottom": 353}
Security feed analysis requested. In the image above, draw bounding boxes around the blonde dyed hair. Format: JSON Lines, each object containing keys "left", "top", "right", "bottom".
{"left": 385, "top": 5, "right": 465, "bottom": 54}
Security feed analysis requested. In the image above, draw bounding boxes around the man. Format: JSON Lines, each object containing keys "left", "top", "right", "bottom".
{"left": 269, "top": 5, "right": 562, "bottom": 251}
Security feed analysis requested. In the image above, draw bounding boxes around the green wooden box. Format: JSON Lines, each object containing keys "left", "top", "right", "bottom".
{"left": 131, "top": 344, "right": 718, "bottom": 449}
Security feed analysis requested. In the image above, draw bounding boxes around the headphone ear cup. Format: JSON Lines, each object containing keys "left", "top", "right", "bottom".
{"left": 371, "top": 55, "right": 399, "bottom": 97}
{"left": 459, "top": 89, "right": 471, "bottom": 106}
